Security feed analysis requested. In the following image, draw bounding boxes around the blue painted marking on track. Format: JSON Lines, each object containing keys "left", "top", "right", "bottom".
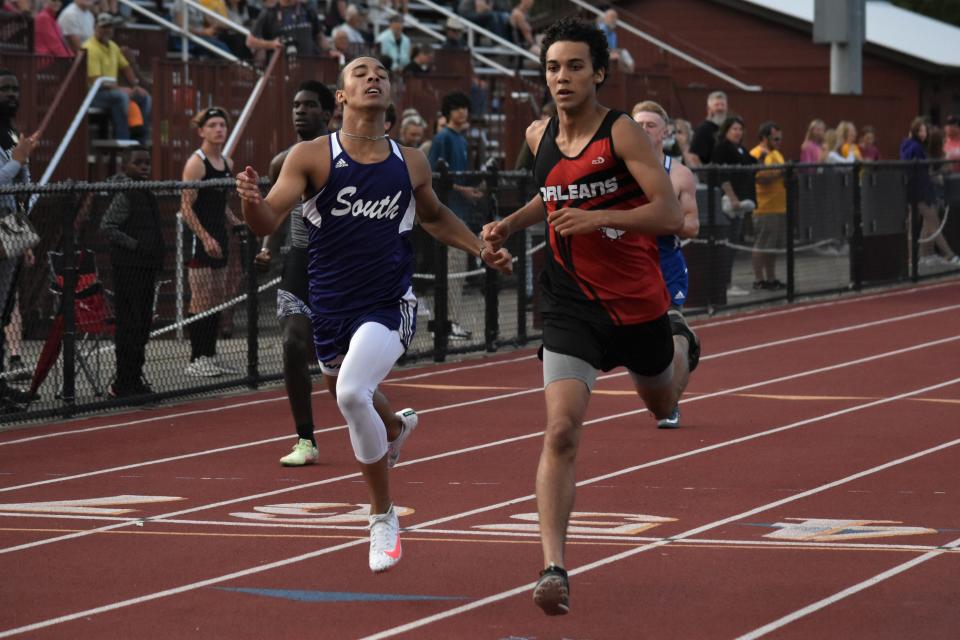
{"left": 216, "top": 587, "right": 471, "bottom": 603}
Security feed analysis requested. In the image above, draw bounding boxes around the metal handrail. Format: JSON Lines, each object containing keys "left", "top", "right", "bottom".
{"left": 180, "top": 0, "right": 250, "bottom": 36}
{"left": 36, "top": 52, "right": 86, "bottom": 139}
{"left": 401, "top": 12, "right": 517, "bottom": 76}
{"left": 224, "top": 50, "right": 280, "bottom": 157}
{"left": 410, "top": 0, "right": 538, "bottom": 64}
{"left": 38, "top": 76, "right": 114, "bottom": 186}
{"left": 115, "top": 0, "right": 241, "bottom": 64}
{"left": 567, "top": 0, "right": 762, "bottom": 92}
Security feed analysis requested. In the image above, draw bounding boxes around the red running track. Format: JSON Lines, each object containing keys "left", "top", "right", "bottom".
{"left": 1, "top": 281, "right": 959, "bottom": 639}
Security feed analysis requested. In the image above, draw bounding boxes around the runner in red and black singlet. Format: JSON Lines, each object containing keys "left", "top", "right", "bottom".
{"left": 534, "top": 107, "right": 669, "bottom": 327}
{"left": 480, "top": 17, "right": 700, "bottom": 617}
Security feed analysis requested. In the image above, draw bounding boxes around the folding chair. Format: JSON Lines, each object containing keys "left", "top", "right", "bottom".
{"left": 47, "top": 250, "right": 115, "bottom": 397}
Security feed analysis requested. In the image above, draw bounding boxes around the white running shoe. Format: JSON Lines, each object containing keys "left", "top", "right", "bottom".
{"left": 368, "top": 505, "right": 401, "bottom": 573}
{"left": 387, "top": 408, "right": 418, "bottom": 468}
{"left": 184, "top": 356, "right": 222, "bottom": 377}
{"left": 279, "top": 438, "right": 318, "bottom": 466}
{"left": 657, "top": 405, "right": 681, "bottom": 429}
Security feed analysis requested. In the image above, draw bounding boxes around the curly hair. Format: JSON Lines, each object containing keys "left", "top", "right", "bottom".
{"left": 539, "top": 16, "right": 610, "bottom": 88}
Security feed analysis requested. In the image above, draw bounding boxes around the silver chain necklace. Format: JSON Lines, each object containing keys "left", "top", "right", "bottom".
{"left": 339, "top": 129, "right": 389, "bottom": 142}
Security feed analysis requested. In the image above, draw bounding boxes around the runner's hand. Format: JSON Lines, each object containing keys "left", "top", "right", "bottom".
{"left": 481, "top": 245, "right": 513, "bottom": 275}
{"left": 548, "top": 207, "right": 597, "bottom": 237}
{"left": 235, "top": 166, "right": 262, "bottom": 204}
{"left": 254, "top": 247, "right": 271, "bottom": 272}
{"left": 202, "top": 236, "right": 223, "bottom": 259}
{"left": 481, "top": 219, "right": 510, "bottom": 250}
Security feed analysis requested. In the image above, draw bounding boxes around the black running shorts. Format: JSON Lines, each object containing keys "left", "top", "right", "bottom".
{"left": 541, "top": 311, "right": 674, "bottom": 376}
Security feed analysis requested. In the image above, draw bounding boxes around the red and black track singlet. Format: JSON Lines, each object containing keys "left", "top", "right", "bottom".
{"left": 533, "top": 109, "right": 669, "bottom": 326}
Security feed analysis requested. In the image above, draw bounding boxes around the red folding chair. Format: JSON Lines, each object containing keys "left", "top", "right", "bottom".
{"left": 41, "top": 249, "right": 115, "bottom": 397}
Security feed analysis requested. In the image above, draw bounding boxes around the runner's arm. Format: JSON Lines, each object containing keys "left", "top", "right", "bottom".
{"left": 671, "top": 162, "right": 700, "bottom": 239}
{"left": 238, "top": 141, "right": 312, "bottom": 237}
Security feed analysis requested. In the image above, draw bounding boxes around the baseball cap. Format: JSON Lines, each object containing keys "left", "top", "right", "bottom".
{"left": 445, "top": 16, "right": 464, "bottom": 31}
{"left": 96, "top": 13, "right": 122, "bottom": 26}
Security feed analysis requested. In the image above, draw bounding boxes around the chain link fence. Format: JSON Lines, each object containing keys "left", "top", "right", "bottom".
{"left": 1, "top": 160, "right": 958, "bottom": 423}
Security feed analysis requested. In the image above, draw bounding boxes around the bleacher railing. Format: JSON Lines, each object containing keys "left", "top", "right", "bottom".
{"left": 1, "top": 161, "right": 958, "bottom": 423}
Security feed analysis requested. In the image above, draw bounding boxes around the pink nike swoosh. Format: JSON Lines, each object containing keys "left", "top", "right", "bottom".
{"left": 384, "top": 538, "right": 401, "bottom": 560}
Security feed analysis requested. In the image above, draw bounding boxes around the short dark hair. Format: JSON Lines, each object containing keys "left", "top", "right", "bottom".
{"left": 538, "top": 17, "right": 610, "bottom": 88}
{"left": 440, "top": 91, "right": 471, "bottom": 119}
{"left": 297, "top": 80, "right": 335, "bottom": 112}
{"left": 758, "top": 121, "right": 780, "bottom": 140}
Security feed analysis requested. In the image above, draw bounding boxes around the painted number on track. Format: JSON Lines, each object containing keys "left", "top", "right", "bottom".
{"left": 765, "top": 518, "right": 937, "bottom": 542}
{"left": 0, "top": 495, "right": 183, "bottom": 516}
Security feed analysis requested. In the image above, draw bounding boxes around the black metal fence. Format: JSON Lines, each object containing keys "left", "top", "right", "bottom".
{"left": 1, "top": 160, "right": 958, "bottom": 423}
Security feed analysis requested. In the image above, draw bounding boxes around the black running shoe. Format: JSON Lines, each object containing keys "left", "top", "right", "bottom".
{"left": 533, "top": 564, "right": 570, "bottom": 616}
{"left": 667, "top": 309, "right": 700, "bottom": 372}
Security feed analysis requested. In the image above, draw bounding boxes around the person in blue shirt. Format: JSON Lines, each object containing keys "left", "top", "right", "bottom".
{"left": 427, "top": 91, "right": 484, "bottom": 339}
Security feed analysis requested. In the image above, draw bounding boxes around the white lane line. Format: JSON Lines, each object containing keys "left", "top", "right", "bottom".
{"left": 693, "top": 280, "right": 959, "bottom": 330}
{"left": 3, "top": 299, "right": 959, "bottom": 496}
{"left": 735, "top": 536, "right": 960, "bottom": 639}
{"left": 359, "top": 386, "right": 960, "bottom": 640}
{"left": 0, "top": 354, "right": 537, "bottom": 446}
{"left": 0, "top": 377, "right": 956, "bottom": 639}
{"left": 1, "top": 334, "right": 957, "bottom": 554}
{"left": 6, "top": 516, "right": 960, "bottom": 555}
{"left": 4, "top": 287, "right": 957, "bottom": 448}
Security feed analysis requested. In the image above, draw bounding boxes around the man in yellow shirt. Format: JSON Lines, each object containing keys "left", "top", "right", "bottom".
{"left": 749, "top": 121, "right": 786, "bottom": 290}
{"left": 84, "top": 13, "right": 151, "bottom": 143}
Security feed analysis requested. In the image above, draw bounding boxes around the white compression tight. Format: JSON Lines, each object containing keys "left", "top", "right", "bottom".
{"left": 332, "top": 321, "right": 404, "bottom": 464}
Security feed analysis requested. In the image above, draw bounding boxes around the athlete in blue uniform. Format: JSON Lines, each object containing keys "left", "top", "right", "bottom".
{"left": 236, "top": 56, "right": 512, "bottom": 574}
{"left": 632, "top": 100, "right": 700, "bottom": 428}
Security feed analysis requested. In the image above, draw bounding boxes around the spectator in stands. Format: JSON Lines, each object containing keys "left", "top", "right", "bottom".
{"left": 33, "top": 0, "right": 75, "bottom": 58}
{"left": 836, "top": 120, "right": 862, "bottom": 161}
{"left": 171, "top": 0, "right": 233, "bottom": 57}
{"left": 0, "top": 69, "right": 38, "bottom": 410}
{"left": 670, "top": 118, "right": 700, "bottom": 168}
{"left": 57, "top": 0, "right": 95, "bottom": 53}
{"left": 596, "top": 8, "right": 631, "bottom": 71}
{"left": 376, "top": 13, "right": 410, "bottom": 72}
{"left": 340, "top": 3, "right": 372, "bottom": 45}
{"left": 710, "top": 114, "right": 756, "bottom": 297}
{"left": 246, "top": 0, "right": 322, "bottom": 62}
{"left": 859, "top": 124, "right": 880, "bottom": 161}
{"left": 1, "top": 0, "right": 30, "bottom": 13}
{"left": 597, "top": 8, "right": 617, "bottom": 51}
{"left": 509, "top": 0, "right": 535, "bottom": 52}
{"left": 100, "top": 147, "right": 164, "bottom": 399}
{"left": 220, "top": 0, "right": 253, "bottom": 58}
{"left": 180, "top": 106, "right": 243, "bottom": 376}
{"left": 901, "top": 117, "right": 959, "bottom": 266}
{"left": 323, "top": 0, "right": 346, "bottom": 33}
{"left": 398, "top": 114, "right": 425, "bottom": 147}
{"left": 428, "top": 91, "right": 483, "bottom": 340}
{"left": 85, "top": 14, "right": 153, "bottom": 144}
{"left": 749, "top": 121, "right": 787, "bottom": 290}
{"left": 403, "top": 44, "right": 433, "bottom": 75}
{"left": 329, "top": 26, "right": 354, "bottom": 65}
{"left": 690, "top": 90, "right": 727, "bottom": 165}
{"left": 819, "top": 128, "right": 844, "bottom": 163}
{"left": 442, "top": 16, "right": 466, "bottom": 49}
{"left": 458, "top": 0, "right": 509, "bottom": 40}
{"left": 943, "top": 114, "right": 960, "bottom": 172}
{"left": 800, "top": 118, "right": 825, "bottom": 164}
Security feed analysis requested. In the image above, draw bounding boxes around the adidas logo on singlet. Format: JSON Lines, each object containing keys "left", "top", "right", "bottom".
{"left": 335, "top": 158, "right": 349, "bottom": 169}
